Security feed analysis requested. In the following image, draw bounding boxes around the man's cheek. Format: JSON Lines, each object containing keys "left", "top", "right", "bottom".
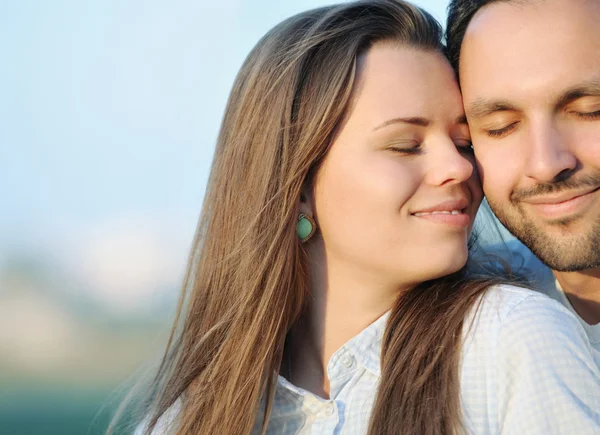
{"left": 473, "top": 150, "right": 492, "bottom": 187}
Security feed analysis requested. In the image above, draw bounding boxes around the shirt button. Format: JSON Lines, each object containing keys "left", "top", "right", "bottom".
{"left": 340, "top": 355, "right": 354, "bottom": 368}
{"left": 319, "top": 403, "right": 335, "bottom": 417}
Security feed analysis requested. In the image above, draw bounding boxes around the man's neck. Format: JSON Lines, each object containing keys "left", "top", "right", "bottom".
{"left": 554, "top": 267, "right": 600, "bottom": 325}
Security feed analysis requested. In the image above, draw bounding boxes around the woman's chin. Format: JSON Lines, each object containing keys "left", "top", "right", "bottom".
{"left": 424, "top": 251, "right": 469, "bottom": 280}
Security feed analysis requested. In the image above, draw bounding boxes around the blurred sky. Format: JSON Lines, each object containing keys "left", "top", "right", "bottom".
{"left": 1, "top": 0, "right": 450, "bottom": 311}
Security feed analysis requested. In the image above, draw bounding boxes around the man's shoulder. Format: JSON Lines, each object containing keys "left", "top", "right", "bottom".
{"left": 464, "top": 284, "right": 592, "bottom": 358}
{"left": 473, "top": 283, "right": 567, "bottom": 325}
{"left": 473, "top": 239, "right": 555, "bottom": 289}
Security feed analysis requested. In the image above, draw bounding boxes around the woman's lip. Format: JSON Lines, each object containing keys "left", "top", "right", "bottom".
{"left": 411, "top": 211, "right": 471, "bottom": 227}
{"left": 410, "top": 198, "right": 470, "bottom": 214}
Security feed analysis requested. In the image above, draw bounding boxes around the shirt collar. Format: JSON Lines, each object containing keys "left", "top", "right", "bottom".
{"left": 554, "top": 279, "right": 600, "bottom": 344}
{"left": 275, "top": 310, "right": 390, "bottom": 396}
{"left": 342, "top": 311, "right": 389, "bottom": 376}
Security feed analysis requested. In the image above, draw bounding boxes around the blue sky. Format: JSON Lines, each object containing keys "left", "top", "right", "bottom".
{"left": 0, "top": 0, "right": 450, "bottom": 309}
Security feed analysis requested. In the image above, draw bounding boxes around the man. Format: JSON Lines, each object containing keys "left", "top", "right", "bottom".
{"left": 446, "top": 0, "right": 600, "bottom": 354}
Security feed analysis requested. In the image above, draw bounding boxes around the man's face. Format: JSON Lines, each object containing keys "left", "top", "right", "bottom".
{"left": 460, "top": 0, "right": 600, "bottom": 272}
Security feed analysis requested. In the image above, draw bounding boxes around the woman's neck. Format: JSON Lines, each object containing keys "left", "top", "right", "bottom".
{"left": 287, "top": 246, "right": 402, "bottom": 398}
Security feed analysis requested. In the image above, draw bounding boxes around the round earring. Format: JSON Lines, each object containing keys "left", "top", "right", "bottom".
{"left": 296, "top": 213, "right": 317, "bottom": 243}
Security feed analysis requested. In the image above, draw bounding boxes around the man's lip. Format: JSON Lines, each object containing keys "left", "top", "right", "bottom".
{"left": 411, "top": 198, "right": 470, "bottom": 214}
{"left": 520, "top": 186, "right": 600, "bottom": 205}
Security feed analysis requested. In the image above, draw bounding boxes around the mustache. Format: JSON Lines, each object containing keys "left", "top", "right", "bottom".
{"left": 511, "top": 173, "right": 600, "bottom": 202}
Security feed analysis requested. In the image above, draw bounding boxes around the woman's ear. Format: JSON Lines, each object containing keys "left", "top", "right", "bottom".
{"left": 298, "top": 185, "right": 314, "bottom": 217}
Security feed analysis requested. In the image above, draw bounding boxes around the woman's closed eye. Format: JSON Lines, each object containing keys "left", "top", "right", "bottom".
{"left": 454, "top": 139, "right": 474, "bottom": 155}
{"left": 387, "top": 141, "right": 422, "bottom": 155}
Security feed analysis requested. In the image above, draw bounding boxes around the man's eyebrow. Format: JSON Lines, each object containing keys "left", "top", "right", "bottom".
{"left": 556, "top": 80, "right": 600, "bottom": 108}
{"left": 466, "top": 99, "right": 519, "bottom": 119}
{"left": 373, "top": 116, "right": 430, "bottom": 131}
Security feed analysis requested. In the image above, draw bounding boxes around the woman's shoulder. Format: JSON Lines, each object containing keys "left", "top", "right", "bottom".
{"left": 134, "top": 400, "right": 181, "bottom": 435}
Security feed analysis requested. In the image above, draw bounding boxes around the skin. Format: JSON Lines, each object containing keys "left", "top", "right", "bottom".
{"left": 460, "top": 0, "right": 600, "bottom": 324}
{"left": 290, "top": 43, "right": 482, "bottom": 398}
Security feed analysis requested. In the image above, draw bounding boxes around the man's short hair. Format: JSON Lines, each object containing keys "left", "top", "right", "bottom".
{"left": 446, "top": 0, "right": 504, "bottom": 72}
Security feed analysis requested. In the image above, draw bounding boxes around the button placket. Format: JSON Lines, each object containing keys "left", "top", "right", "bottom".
{"left": 318, "top": 402, "right": 335, "bottom": 418}
{"left": 340, "top": 354, "right": 354, "bottom": 369}
{"left": 329, "top": 347, "right": 357, "bottom": 379}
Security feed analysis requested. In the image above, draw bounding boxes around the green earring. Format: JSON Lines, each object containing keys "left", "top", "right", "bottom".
{"left": 297, "top": 213, "right": 316, "bottom": 243}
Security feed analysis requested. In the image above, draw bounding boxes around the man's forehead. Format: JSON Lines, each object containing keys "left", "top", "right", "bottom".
{"left": 460, "top": 0, "right": 600, "bottom": 63}
{"left": 463, "top": 0, "right": 597, "bottom": 33}
{"left": 458, "top": 0, "right": 600, "bottom": 113}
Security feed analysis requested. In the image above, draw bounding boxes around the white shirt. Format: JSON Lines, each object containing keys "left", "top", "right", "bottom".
{"left": 141, "top": 285, "right": 600, "bottom": 435}
{"left": 259, "top": 285, "right": 600, "bottom": 434}
{"left": 487, "top": 239, "right": 600, "bottom": 361}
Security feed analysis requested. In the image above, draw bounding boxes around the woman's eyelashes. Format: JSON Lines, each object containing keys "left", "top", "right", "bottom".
{"left": 454, "top": 139, "right": 474, "bottom": 155}
{"left": 457, "top": 145, "right": 475, "bottom": 157}
{"left": 386, "top": 139, "right": 473, "bottom": 156}
{"left": 387, "top": 140, "right": 422, "bottom": 155}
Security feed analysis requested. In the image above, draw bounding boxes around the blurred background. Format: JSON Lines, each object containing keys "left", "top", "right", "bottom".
{"left": 1, "top": 1, "right": 455, "bottom": 433}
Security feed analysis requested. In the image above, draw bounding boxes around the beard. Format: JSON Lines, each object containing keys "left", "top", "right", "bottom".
{"left": 487, "top": 173, "right": 600, "bottom": 272}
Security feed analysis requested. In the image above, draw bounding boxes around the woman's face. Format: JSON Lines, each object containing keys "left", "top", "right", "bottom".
{"left": 311, "top": 43, "right": 482, "bottom": 287}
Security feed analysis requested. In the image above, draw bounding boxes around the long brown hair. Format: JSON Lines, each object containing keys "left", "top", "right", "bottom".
{"left": 121, "top": 1, "right": 508, "bottom": 434}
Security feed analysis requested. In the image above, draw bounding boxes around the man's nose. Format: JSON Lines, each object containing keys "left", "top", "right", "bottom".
{"left": 524, "top": 119, "right": 577, "bottom": 183}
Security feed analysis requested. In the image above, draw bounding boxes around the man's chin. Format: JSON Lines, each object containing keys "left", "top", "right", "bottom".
{"left": 489, "top": 203, "right": 600, "bottom": 271}
{"left": 538, "top": 254, "right": 600, "bottom": 272}
{"left": 511, "top": 226, "right": 600, "bottom": 272}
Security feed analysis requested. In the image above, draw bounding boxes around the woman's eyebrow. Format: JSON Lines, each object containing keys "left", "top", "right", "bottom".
{"left": 373, "top": 116, "right": 430, "bottom": 131}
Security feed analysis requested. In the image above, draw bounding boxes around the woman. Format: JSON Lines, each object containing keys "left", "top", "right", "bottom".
{"left": 126, "top": 1, "right": 600, "bottom": 434}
